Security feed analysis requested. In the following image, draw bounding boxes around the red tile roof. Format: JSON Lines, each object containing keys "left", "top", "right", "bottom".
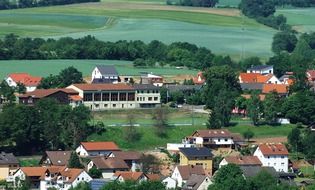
{"left": 114, "top": 171, "right": 144, "bottom": 181}
{"left": 20, "top": 167, "right": 48, "bottom": 177}
{"left": 258, "top": 144, "right": 289, "bottom": 156}
{"left": 193, "top": 72, "right": 205, "bottom": 85}
{"left": 60, "top": 168, "right": 84, "bottom": 183}
{"left": 91, "top": 157, "right": 129, "bottom": 169}
{"left": 70, "top": 84, "right": 134, "bottom": 91}
{"left": 224, "top": 156, "right": 262, "bottom": 166}
{"left": 256, "top": 74, "right": 273, "bottom": 83}
{"left": 192, "top": 129, "right": 232, "bottom": 138}
{"left": 145, "top": 174, "right": 161, "bottom": 181}
{"left": 69, "top": 95, "right": 82, "bottom": 101}
{"left": 239, "top": 73, "right": 261, "bottom": 83}
{"left": 110, "top": 151, "right": 142, "bottom": 160}
{"left": 8, "top": 73, "right": 42, "bottom": 86}
{"left": 19, "top": 88, "right": 78, "bottom": 98}
{"left": 81, "top": 142, "right": 120, "bottom": 151}
{"left": 262, "top": 84, "right": 288, "bottom": 94}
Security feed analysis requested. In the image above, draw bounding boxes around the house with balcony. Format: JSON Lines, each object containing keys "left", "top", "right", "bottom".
{"left": 253, "top": 144, "right": 289, "bottom": 172}
{"left": 13, "top": 166, "right": 92, "bottom": 190}
{"left": 184, "top": 129, "right": 244, "bottom": 149}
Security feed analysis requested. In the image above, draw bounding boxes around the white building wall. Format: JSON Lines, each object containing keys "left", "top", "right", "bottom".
{"left": 171, "top": 167, "right": 184, "bottom": 187}
{"left": 266, "top": 76, "right": 281, "bottom": 84}
{"left": 253, "top": 148, "right": 288, "bottom": 172}
{"left": 212, "top": 137, "right": 234, "bottom": 145}
{"left": 218, "top": 158, "right": 229, "bottom": 168}
{"left": 92, "top": 67, "right": 102, "bottom": 80}
{"left": 67, "top": 171, "right": 92, "bottom": 190}
{"left": 75, "top": 145, "right": 89, "bottom": 157}
{"left": 197, "top": 177, "right": 212, "bottom": 190}
{"left": 163, "top": 177, "right": 177, "bottom": 189}
{"left": 5, "top": 77, "right": 17, "bottom": 88}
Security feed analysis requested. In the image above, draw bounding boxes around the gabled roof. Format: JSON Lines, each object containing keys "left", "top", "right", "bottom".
{"left": 7, "top": 73, "right": 42, "bottom": 86}
{"left": 110, "top": 151, "right": 142, "bottom": 160}
{"left": 240, "top": 166, "right": 278, "bottom": 178}
{"left": 114, "top": 171, "right": 144, "bottom": 181}
{"left": 70, "top": 84, "right": 134, "bottom": 91}
{"left": 20, "top": 167, "right": 50, "bottom": 177}
{"left": 176, "top": 165, "right": 205, "bottom": 180}
{"left": 0, "top": 152, "right": 19, "bottom": 165}
{"left": 256, "top": 74, "right": 273, "bottom": 83}
{"left": 145, "top": 174, "right": 161, "bottom": 181}
{"left": 257, "top": 144, "right": 289, "bottom": 156}
{"left": 43, "top": 151, "right": 72, "bottom": 166}
{"left": 179, "top": 147, "right": 213, "bottom": 159}
{"left": 224, "top": 156, "right": 262, "bottom": 166}
{"left": 239, "top": 73, "right": 261, "bottom": 83}
{"left": 182, "top": 174, "right": 208, "bottom": 190}
{"left": 95, "top": 65, "right": 118, "bottom": 76}
{"left": 262, "top": 84, "right": 288, "bottom": 94}
{"left": 81, "top": 142, "right": 120, "bottom": 151}
{"left": 18, "top": 88, "right": 78, "bottom": 99}
{"left": 91, "top": 157, "right": 129, "bottom": 170}
{"left": 248, "top": 65, "right": 273, "bottom": 71}
{"left": 192, "top": 129, "right": 232, "bottom": 138}
{"left": 60, "top": 168, "right": 85, "bottom": 183}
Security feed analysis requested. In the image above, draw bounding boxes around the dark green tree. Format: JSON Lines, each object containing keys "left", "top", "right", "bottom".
{"left": 287, "top": 128, "right": 302, "bottom": 152}
{"left": 203, "top": 66, "right": 241, "bottom": 128}
{"left": 263, "top": 92, "right": 282, "bottom": 124}
{"left": 69, "top": 182, "right": 91, "bottom": 190}
{"left": 240, "top": 0, "right": 275, "bottom": 18}
{"left": 208, "top": 164, "right": 248, "bottom": 190}
{"left": 272, "top": 31, "right": 298, "bottom": 54}
{"left": 242, "top": 130, "right": 254, "bottom": 142}
{"left": 68, "top": 152, "right": 84, "bottom": 168}
{"left": 246, "top": 92, "right": 262, "bottom": 125}
{"left": 88, "top": 166, "right": 102, "bottom": 178}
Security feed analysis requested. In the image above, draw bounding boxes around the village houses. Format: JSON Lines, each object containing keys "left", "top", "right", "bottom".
{"left": 5, "top": 73, "right": 42, "bottom": 92}
{"left": 76, "top": 141, "right": 121, "bottom": 157}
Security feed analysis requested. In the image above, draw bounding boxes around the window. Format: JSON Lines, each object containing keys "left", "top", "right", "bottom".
{"left": 83, "top": 93, "right": 92, "bottom": 101}
{"left": 104, "top": 104, "right": 108, "bottom": 108}
{"left": 154, "top": 97, "right": 158, "bottom": 101}
{"left": 128, "top": 93, "right": 135, "bottom": 101}
{"left": 111, "top": 93, "right": 118, "bottom": 101}
{"left": 274, "top": 163, "right": 276, "bottom": 166}
{"left": 225, "top": 138, "right": 228, "bottom": 142}
{"left": 281, "top": 156, "right": 284, "bottom": 159}
{"left": 119, "top": 93, "right": 127, "bottom": 101}
{"left": 218, "top": 139, "right": 221, "bottom": 142}
{"left": 268, "top": 156, "right": 270, "bottom": 159}
{"left": 94, "top": 93, "right": 101, "bottom": 101}
{"left": 102, "top": 93, "right": 110, "bottom": 101}
{"left": 148, "top": 97, "right": 152, "bottom": 101}
{"left": 281, "top": 163, "right": 284, "bottom": 166}
{"left": 113, "top": 104, "right": 116, "bottom": 107}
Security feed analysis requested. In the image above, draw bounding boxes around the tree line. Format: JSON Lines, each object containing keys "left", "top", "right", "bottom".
{"left": 166, "top": 0, "right": 218, "bottom": 7}
{"left": 0, "top": 99, "right": 100, "bottom": 155}
{"left": 0, "top": 0, "right": 99, "bottom": 10}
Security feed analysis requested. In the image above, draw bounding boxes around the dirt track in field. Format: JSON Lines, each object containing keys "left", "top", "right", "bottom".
{"left": 75, "top": 2, "right": 240, "bottom": 17}
{"left": 252, "top": 137, "right": 287, "bottom": 144}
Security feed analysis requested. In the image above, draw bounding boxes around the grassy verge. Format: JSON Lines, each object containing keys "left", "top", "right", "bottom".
{"left": 18, "top": 157, "right": 40, "bottom": 167}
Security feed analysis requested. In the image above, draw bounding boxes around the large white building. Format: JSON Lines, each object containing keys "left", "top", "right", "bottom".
{"left": 91, "top": 65, "right": 119, "bottom": 84}
{"left": 67, "top": 83, "right": 161, "bottom": 110}
{"left": 253, "top": 144, "right": 289, "bottom": 172}
{"left": 247, "top": 65, "right": 273, "bottom": 75}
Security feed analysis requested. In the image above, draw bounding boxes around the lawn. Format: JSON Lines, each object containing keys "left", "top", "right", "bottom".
{"left": 18, "top": 157, "right": 40, "bottom": 167}
{"left": 0, "top": 59, "right": 197, "bottom": 79}
{"left": 89, "top": 109, "right": 295, "bottom": 150}
{"left": 276, "top": 8, "right": 315, "bottom": 32}
{"left": 0, "top": 1, "right": 276, "bottom": 57}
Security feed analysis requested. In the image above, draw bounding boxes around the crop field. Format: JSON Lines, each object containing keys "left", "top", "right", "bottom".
{"left": 0, "top": 59, "right": 197, "bottom": 79}
{"left": 0, "top": 0, "right": 276, "bottom": 57}
{"left": 276, "top": 8, "right": 315, "bottom": 32}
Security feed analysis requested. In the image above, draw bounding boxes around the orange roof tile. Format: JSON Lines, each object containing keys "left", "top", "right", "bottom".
{"left": 20, "top": 167, "right": 47, "bottom": 177}
{"left": 239, "top": 73, "right": 261, "bottom": 83}
{"left": 258, "top": 144, "right": 289, "bottom": 156}
{"left": 145, "top": 174, "right": 160, "bottom": 181}
{"left": 69, "top": 95, "right": 82, "bottom": 101}
{"left": 114, "top": 171, "right": 144, "bottom": 181}
{"left": 256, "top": 74, "right": 273, "bottom": 83}
{"left": 262, "top": 84, "right": 288, "bottom": 94}
{"left": 81, "top": 142, "right": 120, "bottom": 151}
{"left": 60, "top": 168, "right": 84, "bottom": 183}
{"left": 71, "top": 84, "right": 134, "bottom": 91}
{"left": 8, "top": 73, "right": 42, "bottom": 86}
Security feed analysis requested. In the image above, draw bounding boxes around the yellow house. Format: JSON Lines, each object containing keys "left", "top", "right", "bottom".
{"left": 0, "top": 152, "right": 19, "bottom": 180}
{"left": 179, "top": 147, "right": 213, "bottom": 176}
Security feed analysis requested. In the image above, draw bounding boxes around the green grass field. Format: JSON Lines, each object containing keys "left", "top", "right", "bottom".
{"left": 0, "top": 1, "right": 276, "bottom": 57}
{"left": 276, "top": 8, "right": 315, "bottom": 32}
{"left": 0, "top": 59, "right": 197, "bottom": 79}
{"left": 89, "top": 109, "right": 294, "bottom": 150}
